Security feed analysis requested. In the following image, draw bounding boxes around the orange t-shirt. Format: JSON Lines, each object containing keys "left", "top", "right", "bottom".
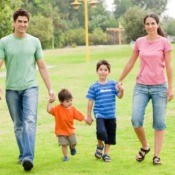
{"left": 49, "top": 104, "right": 84, "bottom": 136}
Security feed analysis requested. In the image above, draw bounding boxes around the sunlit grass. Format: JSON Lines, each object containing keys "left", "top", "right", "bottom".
{"left": 0, "top": 45, "right": 175, "bottom": 175}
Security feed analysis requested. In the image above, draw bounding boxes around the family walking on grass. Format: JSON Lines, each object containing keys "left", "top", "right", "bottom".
{"left": 0, "top": 8, "right": 173, "bottom": 172}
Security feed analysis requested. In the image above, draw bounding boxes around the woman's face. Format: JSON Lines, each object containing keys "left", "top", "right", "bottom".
{"left": 144, "top": 17, "right": 159, "bottom": 35}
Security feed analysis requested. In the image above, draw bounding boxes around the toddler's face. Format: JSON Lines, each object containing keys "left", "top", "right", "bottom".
{"left": 62, "top": 99, "right": 73, "bottom": 108}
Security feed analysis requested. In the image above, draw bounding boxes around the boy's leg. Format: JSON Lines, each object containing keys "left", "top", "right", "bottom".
{"left": 58, "top": 136, "right": 69, "bottom": 160}
{"left": 102, "top": 119, "right": 116, "bottom": 162}
{"left": 62, "top": 145, "right": 68, "bottom": 157}
{"left": 104, "top": 144, "right": 110, "bottom": 155}
{"left": 68, "top": 134, "right": 77, "bottom": 155}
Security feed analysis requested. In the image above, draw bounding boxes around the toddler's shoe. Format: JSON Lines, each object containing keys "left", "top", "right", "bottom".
{"left": 70, "top": 148, "right": 76, "bottom": 155}
{"left": 63, "top": 156, "right": 69, "bottom": 162}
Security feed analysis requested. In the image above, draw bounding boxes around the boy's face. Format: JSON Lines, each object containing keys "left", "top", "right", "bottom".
{"left": 97, "top": 64, "right": 110, "bottom": 81}
{"left": 61, "top": 99, "right": 73, "bottom": 108}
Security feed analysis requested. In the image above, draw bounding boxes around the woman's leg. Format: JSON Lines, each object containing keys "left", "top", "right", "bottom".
{"left": 154, "top": 130, "right": 164, "bottom": 157}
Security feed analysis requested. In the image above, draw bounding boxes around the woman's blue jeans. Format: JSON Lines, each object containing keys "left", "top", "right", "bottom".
{"left": 131, "top": 83, "right": 167, "bottom": 130}
{"left": 6, "top": 87, "right": 38, "bottom": 162}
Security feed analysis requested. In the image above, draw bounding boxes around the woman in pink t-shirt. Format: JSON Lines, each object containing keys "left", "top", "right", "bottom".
{"left": 117, "top": 13, "right": 173, "bottom": 165}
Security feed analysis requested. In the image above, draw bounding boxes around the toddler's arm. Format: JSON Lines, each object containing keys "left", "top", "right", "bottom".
{"left": 47, "top": 100, "right": 53, "bottom": 113}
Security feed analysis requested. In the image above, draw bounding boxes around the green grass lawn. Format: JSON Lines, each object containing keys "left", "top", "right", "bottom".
{"left": 0, "top": 45, "right": 175, "bottom": 175}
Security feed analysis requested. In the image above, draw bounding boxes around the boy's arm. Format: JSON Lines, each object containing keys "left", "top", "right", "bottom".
{"left": 86, "top": 99, "right": 94, "bottom": 124}
{"left": 117, "top": 85, "right": 124, "bottom": 99}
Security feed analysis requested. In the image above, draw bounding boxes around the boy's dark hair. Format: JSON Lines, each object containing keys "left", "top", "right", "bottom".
{"left": 58, "top": 89, "right": 73, "bottom": 102}
{"left": 13, "top": 8, "right": 30, "bottom": 22}
{"left": 96, "top": 60, "right": 111, "bottom": 72}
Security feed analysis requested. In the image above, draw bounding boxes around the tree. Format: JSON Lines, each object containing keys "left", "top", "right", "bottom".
{"left": 123, "top": 6, "right": 147, "bottom": 42}
{"left": 162, "top": 17, "right": 175, "bottom": 36}
{"left": 113, "top": 0, "right": 169, "bottom": 20}
{"left": 131, "top": 0, "right": 169, "bottom": 15}
{"left": 113, "top": 0, "right": 133, "bottom": 20}
{"left": 0, "top": 0, "right": 22, "bottom": 38}
{"left": 27, "top": 14, "right": 54, "bottom": 49}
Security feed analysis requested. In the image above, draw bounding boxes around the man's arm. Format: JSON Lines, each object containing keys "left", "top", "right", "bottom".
{"left": 36, "top": 58, "right": 55, "bottom": 102}
{"left": 0, "top": 59, "right": 3, "bottom": 100}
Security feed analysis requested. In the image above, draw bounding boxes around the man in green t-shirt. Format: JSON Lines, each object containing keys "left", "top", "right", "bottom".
{"left": 0, "top": 9, "right": 55, "bottom": 171}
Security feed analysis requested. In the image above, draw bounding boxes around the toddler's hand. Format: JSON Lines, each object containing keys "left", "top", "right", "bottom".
{"left": 85, "top": 117, "right": 93, "bottom": 125}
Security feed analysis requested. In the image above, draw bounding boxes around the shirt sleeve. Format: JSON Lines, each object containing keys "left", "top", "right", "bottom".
{"left": 48, "top": 107, "right": 56, "bottom": 116}
{"left": 86, "top": 85, "right": 95, "bottom": 100}
{"left": 133, "top": 39, "right": 139, "bottom": 52}
{"left": 164, "top": 38, "right": 172, "bottom": 52}
{"left": 0, "top": 39, "right": 5, "bottom": 60}
{"left": 34, "top": 38, "right": 44, "bottom": 60}
{"left": 73, "top": 107, "right": 84, "bottom": 121}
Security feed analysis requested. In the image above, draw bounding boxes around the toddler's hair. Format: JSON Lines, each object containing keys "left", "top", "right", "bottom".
{"left": 58, "top": 89, "right": 73, "bottom": 102}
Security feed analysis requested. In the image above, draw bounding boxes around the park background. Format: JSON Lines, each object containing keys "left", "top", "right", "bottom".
{"left": 0, "top": 0, "right": 175, "bottom": 175}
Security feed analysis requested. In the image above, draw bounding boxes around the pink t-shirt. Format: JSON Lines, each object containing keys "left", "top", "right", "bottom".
{"left": 134, "top": 36, "right": 172, "bottom": 85}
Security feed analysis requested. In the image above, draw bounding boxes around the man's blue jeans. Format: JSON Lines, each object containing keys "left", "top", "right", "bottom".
{"left": 6, "top": 87, "right": 38, "bottom": 162}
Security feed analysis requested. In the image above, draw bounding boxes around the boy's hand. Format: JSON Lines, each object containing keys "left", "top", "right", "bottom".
{"left": 116, "top": 82, "right": 124, "bottom": 92}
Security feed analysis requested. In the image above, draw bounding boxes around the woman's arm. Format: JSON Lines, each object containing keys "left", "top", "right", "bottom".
{"left": 118, "top": 51, "right": 139, "bottom": 82}
{"left": 165, "top": 51, "right": 174, "bottom": 101}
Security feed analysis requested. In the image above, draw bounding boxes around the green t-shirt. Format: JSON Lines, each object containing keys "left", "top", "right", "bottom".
{"left": 0, "top": 33, "right": 43, "bottom": 90}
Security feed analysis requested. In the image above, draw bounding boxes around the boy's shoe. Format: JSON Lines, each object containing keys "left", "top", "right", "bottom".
{"left": 63, "top": 156, "right": 69, "bottom": 162}
{"left": 22, "top": 160, "right": 33, "bottom": 171}
{"left": 95, "top": 145, "right": 104, "bottom": 159}
{"left": 70, "top": 148, "right": 76, "bottom": 155}
{"left": 102, "top": 154, "right": 111, "bottom": 162}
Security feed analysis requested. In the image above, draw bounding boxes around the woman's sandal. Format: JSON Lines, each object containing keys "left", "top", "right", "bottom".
{"left": 95, "top": 145, "right": 104, "bottom": 159}
{"left": 153, "top": 156, "right": 161, "bottom": 165}
{"left": 136, "top": 147, "right": 150, "bottom": 162}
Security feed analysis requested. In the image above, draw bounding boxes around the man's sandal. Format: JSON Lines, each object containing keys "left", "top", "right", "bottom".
{"left": 94, "top": 145, "right": 104, "bottom": 159}
{"left": 153, "top": 156, "right": 161, "bottom": 165}
{"left": 136, "top": 147, "right": 150, "bottom": 162}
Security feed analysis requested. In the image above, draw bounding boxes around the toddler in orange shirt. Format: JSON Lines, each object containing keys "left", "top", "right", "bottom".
{"left": 47, "top": 88, "right": 92, "bottom": 161}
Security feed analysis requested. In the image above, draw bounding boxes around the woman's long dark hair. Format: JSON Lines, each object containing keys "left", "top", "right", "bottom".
{"left": 144, "top": 13, "right": 165, "bottom": 37}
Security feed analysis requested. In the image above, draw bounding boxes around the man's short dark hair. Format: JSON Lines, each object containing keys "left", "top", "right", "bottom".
{"left": 13, "top": 8, "right": 30, "bottom": 22}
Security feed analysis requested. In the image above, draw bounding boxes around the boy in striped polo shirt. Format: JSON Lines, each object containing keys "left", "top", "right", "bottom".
{"left": 86, "top": 60, "right": 124, "bottom": 162}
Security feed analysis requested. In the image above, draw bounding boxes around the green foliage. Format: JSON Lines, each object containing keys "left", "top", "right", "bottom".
{"left": 131, "top": 0, "right": 168, "bottom": 15}
{"left": 89, "top": 28, "right": 107, "bottom": 45}
{"left": 114, "top": 0, "right": 133, "bottom": 20}
{"left": 27, "top": 14, "right": 53, "bottom": 49}
{"left": 123, "top": 6, "right": 147, "bottom": 42}
{"left": 67, "top": 28, "right": 85, "bottom": 46}
{"left": 0, "top": 0, "right": 22, "bottom": 38}
{"left": 162, "top": 17, "right": 175, "bottom": 36}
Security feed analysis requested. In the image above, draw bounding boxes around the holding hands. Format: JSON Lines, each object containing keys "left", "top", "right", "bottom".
{"left": 84, "top": 116, "right": 93, "bottom": 125}
{"left": 116, "top": 81, "right": 124, "bottom": 92}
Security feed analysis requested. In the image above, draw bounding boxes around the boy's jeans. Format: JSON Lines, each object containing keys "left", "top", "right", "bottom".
{"left": 6, "top": 87, "right": 38, "bottom": 162}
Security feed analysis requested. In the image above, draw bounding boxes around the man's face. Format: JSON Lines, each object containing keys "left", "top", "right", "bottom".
{"left": 13, "top": 16, "right": 29, "bottom": 35}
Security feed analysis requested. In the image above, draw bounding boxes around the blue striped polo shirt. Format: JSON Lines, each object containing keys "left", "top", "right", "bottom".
{"left": 86, "top": 80, "right": 119, "bottom": 119}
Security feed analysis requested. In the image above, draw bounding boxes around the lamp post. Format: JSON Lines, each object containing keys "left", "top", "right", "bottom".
{"left": 71, "top": 0, "right": 98, "bottom": 62}
{"left": 118, "top": 22, "right": 124, "bottom": 45}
